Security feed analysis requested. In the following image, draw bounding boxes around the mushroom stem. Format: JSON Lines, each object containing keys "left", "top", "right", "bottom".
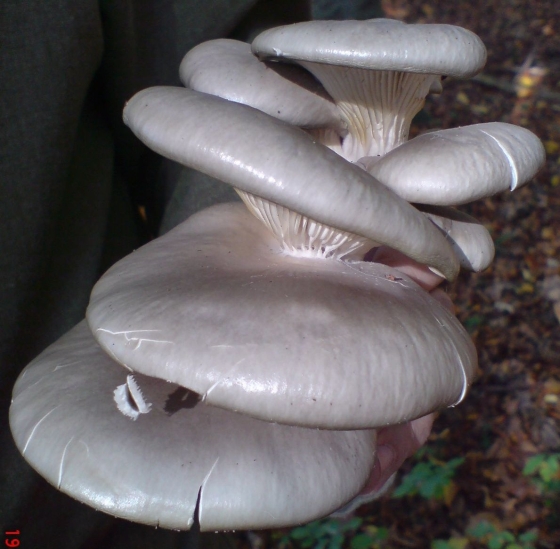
{"left": 299, "top": 63, "right": 437, "bottom": 160}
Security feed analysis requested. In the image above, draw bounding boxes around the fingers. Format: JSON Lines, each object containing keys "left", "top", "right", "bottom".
{"left": 333, "top": 245, "right": 452, "bottom": 518}
{"left": 367, "top": 245, "right": 455, "bottom": 312}
{"left": 353, "top": 246, "right": 451, "bottom": 501}
{"left": 368, "top": 246, "right": 445, "bottom": 290}
{"left": 330, "top": 414, "right": 435, "bottom": 518}
{"left": 369, "top": 414, "right": 435, "bottom": 493}
{"left": 408, "top": 413, "right": 436, "bottom": 452}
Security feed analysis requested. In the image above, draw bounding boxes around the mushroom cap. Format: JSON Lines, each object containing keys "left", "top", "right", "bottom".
{"left": 361, "top": 123, "right": 545, "bottom": 205}
{"left": 123, "top": 86, "right": 459, "bottom": 280}
{"left": 179, "top": 39, "right": 344, "bottom": 131}
{"left": 418, "top": 205, "right": 495, "bottom": 272}
{"left": 87, "top": 203, "right": 477, "bottom": 429}
{"left": 10, "top": 321, "right": 377, "bottom": 531}
{"left": 251, "top": 19, "right": 486, "bottom": 78}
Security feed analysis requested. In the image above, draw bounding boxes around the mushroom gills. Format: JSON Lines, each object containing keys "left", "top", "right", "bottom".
{"left": 114, "top": 375, "right": 152, "bottom": 420}
{"left": 299, "top": 62, "right": 438, "bottom": 160}
{"left": 237, "top": 189, "right": 375, "bottom": 259}
{"left": 123, "top": 86, "right": 461, "bottom": 280}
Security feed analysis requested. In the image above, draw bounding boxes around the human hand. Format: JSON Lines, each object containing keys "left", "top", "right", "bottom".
{"left": 332, "top": 245, "right": 453, "bottom": 517}
{"left": 331, "top": 413, "right": 435, "bottom": 517}
{"left": 364, "top": 413, "right": 436, "bottom": 494}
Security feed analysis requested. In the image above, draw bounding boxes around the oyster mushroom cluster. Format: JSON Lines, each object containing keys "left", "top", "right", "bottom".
{"left": 10, "top": 19, "right": 544, "bottom": 532}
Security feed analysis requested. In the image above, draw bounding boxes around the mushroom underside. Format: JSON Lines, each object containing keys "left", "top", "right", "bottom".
{"left": 298, "top": 62, "right": 438, "bottom": 159}
{"left": 123, "top": 86, "right": 460, "bottom": 280}
{"left": 236, "top": 189, "right": 376, "bottom": 259}
{"left": 250, "top": 19, "right": 487, "bottom": 161}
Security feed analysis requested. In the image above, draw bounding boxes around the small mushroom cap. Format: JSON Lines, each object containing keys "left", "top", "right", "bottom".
{"left": 418, "top": 205, "right": 495, "bottom": 272}
{"left": 361, "top": 123, "right": 546, "bottom": 205}
{"left": 123, "top": 86, "right": 459, "bottom": 280}
{"left": 180, "top": 39, "right": 344, "bottom": 131}
{"left": 10, "top": 321, "right": 377, "bottom": 531}
{"left": 87, "top": 203, "right": 477, "bottom": 429}
{"left": 251, "top": 19, "right": 486, "bottom": 78}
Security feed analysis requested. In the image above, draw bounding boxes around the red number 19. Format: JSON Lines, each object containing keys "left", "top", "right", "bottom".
{"left": 4, "top": 531, "right": 20, "bottom": 548}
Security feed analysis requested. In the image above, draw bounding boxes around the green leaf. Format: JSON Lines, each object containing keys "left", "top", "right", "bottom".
{"left": 350, "top": 534, "right": 375, "bottom": 549}
{"left": 518, "top": 530, "right": 538, "bottom": 543}
{"left": 523, "top": 454, "right": 546, "bottom": 476}
{"left": 540, "top": 456, "right": 560, "bottom": 482}
{"left": 288, "top": 518, "right": 368, "bottom": 548}
{"left": 364, "top": 526, "right": 389, "bottom": 541}
{"left": 432, "top": 541, "right": 452, "bottom": 549}
{"left": 343, "top": 518, "right": 363, "bottom": 532}
{"left": 486, "top": 531, "right": 516, "bottom": 549}
{"left": 322, "top": 523, "right": 337, "bottom": 536}
{"left": 495, "top": 232, "right": 514, "bottom": 246}
{"left": 448, "top": 539, "right": 469, "bottom": 549}
{"left": 464, "top": 314, "right": 485, "bottom": 332}
{"left": 327, "top": 533, "right": 344, "bottom": 549}
{"left": 488, "top": 536, "right": 505, "bottom": 549}
{"left": 392, "top": 475, "right": 418, "bottom": 498}
{"left": 290, "top": 526, "right": 312, "bottom": 540}
{"left": 432, "top": 539, "right": 468, "bottom": 549}
{"left": 467, "top": 520, "right": 496, "bottom": 538}
{"left": 393, "top": 456, "right": 465, "bottom": 500}
{"left": 445, "top": 457, "right": 466, "bottom": 470}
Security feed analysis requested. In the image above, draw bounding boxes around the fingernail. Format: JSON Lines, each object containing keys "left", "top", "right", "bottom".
{"left": 410, "top": 414, "right": 436, "bottom": 445}
{"left": 377, "top": 445, "right": 396, "bottom": 472}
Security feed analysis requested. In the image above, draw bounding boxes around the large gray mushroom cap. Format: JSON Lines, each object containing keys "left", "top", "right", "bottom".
{"left": 87, "top": 203, "right": 477, "bottom": 429}
{"left": 10, "top": 321, "right": 377, "bottom": 530}
{"left": 252, "top": 20, "right": 486, "bottom": 161}
{"left": 179, "top": 39, "right": 344, "bottom": 132}
{"left": 361, "top": 123, "right": 546, "bottom": 205}
{"left": 251, "top": 19, "right": 486, "bottom": 77}
{"left": 123, "top": 86, "right": 459, "bottom": 280}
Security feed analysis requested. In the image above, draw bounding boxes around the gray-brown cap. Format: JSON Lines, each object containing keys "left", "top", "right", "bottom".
{"left": 179, "top": 38, "right": 344, "bottom": 133}
{"left": 123, "top": 85, "right": 460, "bottom": 279}
{"left": 10, "top": 321, "right": 377, "bottom": 530}
{"left": 87, "top": 203, "right": 477, "bottom": 429}
{"left": 360, "top": 123, "right": 546, "bottom": 205}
